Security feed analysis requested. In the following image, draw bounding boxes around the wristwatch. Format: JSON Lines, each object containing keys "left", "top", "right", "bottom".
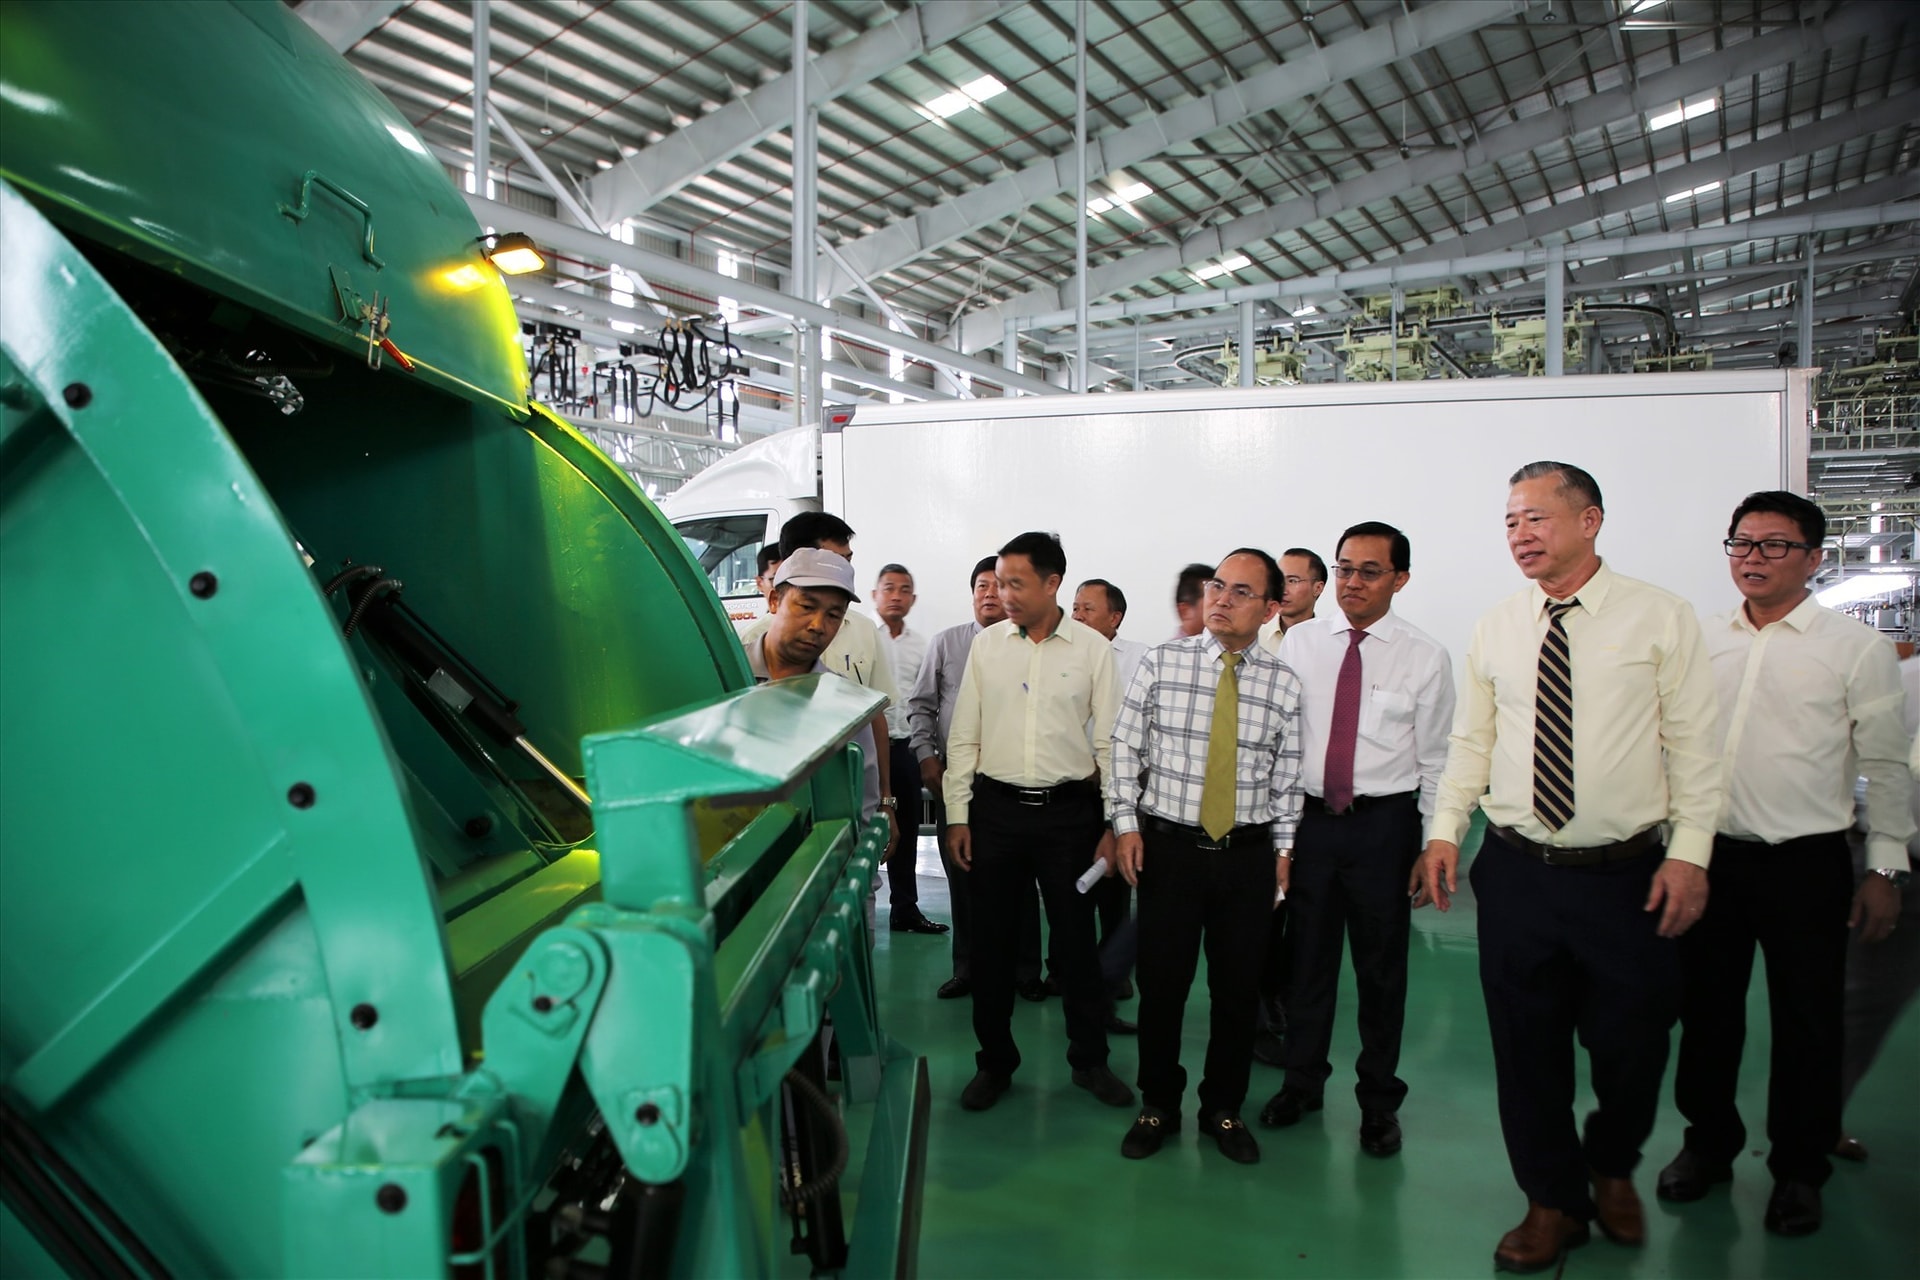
{"left": 1872, "top": 867, "right": 1912, "bottom": 888}
{"left": 879, "top": 796, "right": 898, "bottom": 810}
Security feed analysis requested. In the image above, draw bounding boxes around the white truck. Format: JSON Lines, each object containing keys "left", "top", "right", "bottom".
{"left": 661, "top": 373, "right": 1811, "bottom": 660}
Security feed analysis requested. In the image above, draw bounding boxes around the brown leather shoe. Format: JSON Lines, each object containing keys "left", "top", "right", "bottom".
{"left": 1494, "top": 1203, "right": 1591, "bottom": 1273}
{"left": 1589, "top": 1172, "right": 1646, "bottom": 1246}
{"left": 1834, "top": 1135, "right": 1869, "bottom": 1163}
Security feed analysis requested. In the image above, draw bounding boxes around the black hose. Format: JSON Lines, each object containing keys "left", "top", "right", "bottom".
{"left": 321, "top": 563, "right": 382, "bottom": 598}
{"left": 0, "top": 1099, "right": 165, "bottom": 1279}
{"left": 343, "top": 577, "right": 403, "bottom": 637}
{"left": 777, "top": 1070, "right": 849, "bottom": 1209}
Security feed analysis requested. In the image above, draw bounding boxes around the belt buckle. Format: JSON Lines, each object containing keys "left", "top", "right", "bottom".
{"left": 1015, "top": 787, "right": 1049, "bottom": 807}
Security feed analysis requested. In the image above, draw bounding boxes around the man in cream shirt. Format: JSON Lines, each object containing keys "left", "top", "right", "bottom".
{"left": 1415, "top": 461, "right": 1722, "bottom": 1274}
{"left": 1657, "top": 490, "right": 1912, "bottom": 1237}
{"left": 945, "top": 531, "right": 1131, "bottom": 1114}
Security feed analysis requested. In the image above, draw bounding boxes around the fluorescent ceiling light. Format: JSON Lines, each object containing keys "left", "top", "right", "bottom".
{"left": 1192, "top": 254, "right": 1251, "bottom": 282}
{"left": 1665, "top": 181, "right": 1723, "bottom": 204}
{"left": 924, "top": 75, "right": 1007, "bottom": 120}
{"left": 1291, "top": 305, "right": 1318, "bottom": 317}
{"left": 1630, "top": 0, "right": 1665, "bottom": 11}
{"left": 1816, "top": 573, "right": 1914, "bottom": 608}
{"left": 1648, "top": 97, "right": 1718, "bottom": 131}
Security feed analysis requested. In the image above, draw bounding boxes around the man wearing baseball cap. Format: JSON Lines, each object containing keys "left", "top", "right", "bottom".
{"left": 745, "top": 546, "right": 885, "bottom": 828}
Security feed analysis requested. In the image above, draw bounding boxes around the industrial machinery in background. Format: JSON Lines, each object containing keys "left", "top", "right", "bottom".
{"left": 0, "top": 4, "right": 925, "bottom": 1278}
{"left": 1176, "top": 287, "right": 1702, "bottom": 384}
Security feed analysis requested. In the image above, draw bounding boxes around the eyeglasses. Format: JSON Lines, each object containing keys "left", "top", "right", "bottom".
{"left": 1282, "top": 575, "right": 1312, "bottom": 588}
{"left": 1723, "top": 537, "right": 1815, "bottom": 560}
{"left": 1203, "top": 579, "right": 1267, "bottom": 603}
{"left": 1333, "top": 564, "right": 1393, "bottom": 583}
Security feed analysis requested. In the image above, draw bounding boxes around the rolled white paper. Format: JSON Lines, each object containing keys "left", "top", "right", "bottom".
{"left": 1075, "top": 858, "right": 1109, "bottom": 894}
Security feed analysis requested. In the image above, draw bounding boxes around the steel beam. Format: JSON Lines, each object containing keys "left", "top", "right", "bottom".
{"left": 470, "top": 2, "right": 488, "bottom": 202}
{"left": 469, "top": 196, "right": 1065, "bottom": 397}
{"left": 584, "top": 0, "right": 1015, "bottom": 226}
{"left": 955, "top": 5, "right": 1889, "bottom": 353}
{"left": 818, "top": 0, "right": 1525, "bottom": 300}
{"left": 292, "top": 0, "right": 403, "bottom": 52}
{"left": 1073, "top": 0, "right": 1088, "bottom": 394}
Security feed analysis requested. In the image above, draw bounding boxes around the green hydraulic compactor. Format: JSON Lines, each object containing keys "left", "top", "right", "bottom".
{"left": 0, "top": 3, "right": 928, "bottom": 1276}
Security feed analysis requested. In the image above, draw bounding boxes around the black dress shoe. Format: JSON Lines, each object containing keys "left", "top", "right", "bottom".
{"left": 1200, "top": 1112, "right": 1261, "bottom": 1164}
{"left": 1042, "top": 975, "right": 1061, "bottom": 997}
{"left": 1113, "top": 979, "right": 1135, "bottom": 1001}
{"left": 1257, "top": 1087, "right": 1323, "bottom": 1129}
{"left": 1834, "top": 1135, "right": 1868, "bottom": 1163}
{"left": 1359, "top": 1109, "right": 1402, "bottom": 1157}
{"left": 1655, "top": 1147, "right": 1733, "bottom": 1202}
{"left": 890, "top": 911, "right": 950, "bottom": 934}
{"left": 936, "top": 976, "right": 971, "bottom": 999}
{"left": 1071, "top": 1065, "right": 1135, "bottom": 1107}
{"left": 1764, "top": 1180, "right": 1822, "bottom": 1236}
{"left": 1120, "top": 1107, "right": 1179, "bottom": 1159}
{"left": 1250, "top": 1029, "right": 1286, "bottom": 1068}
{"left": 1015, "top": 977, "right": 1049, "bottom": 1003}
{"left": 959, "top": 1070, "right": 1011, "bottom": 1111}
{"left": 1105, "top": 1013, "right": 1138, "bottom": 1035}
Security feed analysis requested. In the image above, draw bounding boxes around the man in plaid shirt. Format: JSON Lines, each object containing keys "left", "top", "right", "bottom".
{"left": 1110, "top": 548, "right": 1304, "bottom": 1164}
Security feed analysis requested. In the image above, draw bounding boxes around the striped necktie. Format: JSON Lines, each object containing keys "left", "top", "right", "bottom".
{"left": 1532, "top": 599, "right": 1579, "bottom": 832}
{"left": 1199, "top": 651, "right": 1243, "bottom": 839}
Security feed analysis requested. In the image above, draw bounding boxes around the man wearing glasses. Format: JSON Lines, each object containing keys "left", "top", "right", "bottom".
{"left": 1109, "top": 550, "right": 1303, "bottom": 1164}
{"left": 1415, "top": 461, "right": 1721, "bottom": 1273}
{"left": 1657, "top": 491, "right": 1912, "bottom": 1237}
{"left": 1259, "top": 523, "right": 1454, "bottom": 1161}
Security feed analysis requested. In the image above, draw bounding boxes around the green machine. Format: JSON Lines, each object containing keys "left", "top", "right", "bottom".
{"left": 0, "top": 3, "right": 927, "bottom": 1276}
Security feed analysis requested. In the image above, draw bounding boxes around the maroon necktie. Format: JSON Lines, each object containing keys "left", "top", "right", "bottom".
{"left": 1323, "top": 630, "right": 1366, "bottom": 812}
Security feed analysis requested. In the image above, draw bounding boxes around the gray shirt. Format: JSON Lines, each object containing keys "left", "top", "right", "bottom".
{"left": 746, "top": 636, "right": 881, "bottom": 822}
{"left": 908, "top": 620, "right": 981, "bottom": 763}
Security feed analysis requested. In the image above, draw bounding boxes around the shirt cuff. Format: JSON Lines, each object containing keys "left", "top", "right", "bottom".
{"left": 1665, "top": 825, "right": 1713, "bottom": 869}
{"left": 913, "top": 744, "right": 939, "bottom": 763}
{"left": 947, "top": 803, "right": 969, "bottom": 826}
{"left": 1866, "top": 833, "right": 1912, "bottom": 874}
{"left": 1111, "top": 809, "right": 1140, "bottom": 836}
{"left": 1429, "top": 809, "right": 1471, "bottom": 848}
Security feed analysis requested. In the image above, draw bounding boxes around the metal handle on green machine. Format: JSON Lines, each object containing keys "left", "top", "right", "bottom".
{"left": 278, "top": 169, "right": 385, "bottom": 268}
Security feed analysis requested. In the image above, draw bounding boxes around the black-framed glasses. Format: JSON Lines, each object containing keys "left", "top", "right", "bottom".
{"left": 1203, "top": 578, "right": 1266, "bottom": 603}
{"left": 1333, "top": 564, "right": 1393, "bottom": 583}
{"left": 1723, "top": 537, "right": 1815, "bottom": 559}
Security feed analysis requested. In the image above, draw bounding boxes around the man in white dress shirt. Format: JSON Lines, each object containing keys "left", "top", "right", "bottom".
{"left": 1415, "top": 460, "right": 1722, "bottom": 1273}
{"left": 1259, "top": 523, "right": 1453, "bottom": 1161}
{"left": 875, "top": 562, "right": 946, "bottom": 936}
{"left": 1657, "top": 490, "right": 1912, "bottom": 1237}
{"left": 1075, "top": 577, "right": 1149, "bottom": 996}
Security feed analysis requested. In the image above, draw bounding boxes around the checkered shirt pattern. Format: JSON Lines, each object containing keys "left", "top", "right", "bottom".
{"left": 1110, "top": 632, "right": 1305, "bottom": 846}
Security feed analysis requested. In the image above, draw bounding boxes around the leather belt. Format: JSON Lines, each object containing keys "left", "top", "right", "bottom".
{"left": 1304, "top": 790, "right": 1418, "bottom": 817}
{"left": 1488, "top": 824, "right": 1663, "bottom": 867}
{"left": 975, "top": 774, "right": 1099, "bottom": 807}
{"left": 1140, "top": 812, "right": 1272, "bottom": 852}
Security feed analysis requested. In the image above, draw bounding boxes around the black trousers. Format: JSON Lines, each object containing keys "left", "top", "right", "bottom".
{"left": 1471, "top": 831, "right": 1679, "bottom": 1219}
{"left": 1844, "top": 837, "right": 1920, "bottom": 1104}
{"left": 931, "top": 783, "right": 1041, "bottom": 982}
{"left": 886, "top": 736, "right": 922, "bottom": 910}
{"left": 969, "top": 782, "right": 1108, "bottom": 1076}
{"left": 1135, "top": 823, "right": 1274, "bottom": 1117}
{"left": 1282, "top": 794, "right": 1421, "bottom": 1111}
{"left": 1675, "top": 831, "right": 1853, "bottom": 1186}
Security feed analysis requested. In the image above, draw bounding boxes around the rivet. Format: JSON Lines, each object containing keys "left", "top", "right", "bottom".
{"left": 464, "top": 815, "right": 493, "bottom": 839}
{"left": 533, "top": 995, "right": 554, "bottom": 1013}
{"left": 634, "top": 1103, "right": 661, "bottom": 1126}
{"left": 287, "top": 782, "right": 315, "bottom": 809}
{"left": 189, "top": 571, "right": 218, "bottom": 599}
{"left": 375, "top": 1183, "right": 407, "bottom": 1214}
{"left": 350, "top": 1003, "right": 378, "bottom": 1030}
{"left": 62, "top": 383, "right": 92, "bottom": 409}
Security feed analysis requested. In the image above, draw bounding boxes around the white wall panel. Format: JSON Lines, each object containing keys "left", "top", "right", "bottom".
{"left": 831, "top": 374, "right": 1801, "bottom": 669}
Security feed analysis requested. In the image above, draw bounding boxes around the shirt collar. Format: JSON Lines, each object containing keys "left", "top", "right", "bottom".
{"left": 747, "top": 634, "right": 827, "bottom": 681}
{"left": 1010, "top": 610, "right": 1076, "bottom": 642}
{"left": 1330, "top": 611, "right": 1399, "bottom": 643}
{"left": 1530, "top": 558, "right": 1615, "bottom": 619}
{"left": 1198, "top": 630, "right": 1268, "bottom": 665}
{"left": 1729, "top": 591, "right": 1821, "bottom": 635}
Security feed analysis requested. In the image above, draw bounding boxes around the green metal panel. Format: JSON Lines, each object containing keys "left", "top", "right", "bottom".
{"left": 0, "top": 0, "right": 528, "bottom": 412}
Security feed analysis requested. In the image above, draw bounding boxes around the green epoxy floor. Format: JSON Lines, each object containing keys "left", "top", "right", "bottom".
{"left": 864, "top": 834, "right": 1920, "bottom": 1280}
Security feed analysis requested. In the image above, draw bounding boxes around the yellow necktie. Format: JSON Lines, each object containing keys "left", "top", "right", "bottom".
{"left": 1200, "top": 651, "right": 1242, "bottom": 839}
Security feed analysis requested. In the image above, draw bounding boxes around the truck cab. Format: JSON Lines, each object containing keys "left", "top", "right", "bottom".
{"left": 662, "top": 425, "right": 825, "bottom": 633}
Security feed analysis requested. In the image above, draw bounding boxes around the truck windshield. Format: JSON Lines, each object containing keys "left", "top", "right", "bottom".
{"left": 674, "top": 513, "right": 766, "bottom": 597}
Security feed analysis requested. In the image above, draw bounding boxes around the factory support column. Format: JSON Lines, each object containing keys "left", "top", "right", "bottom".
{"left": 1073, "top": 0, "right": 1088, "bottom": 394}
{"left": 471, "top": 3, "right": 489, "bottom": 198}
{"left": 791, "top": 1, "right": 814, "bottom": 429}
{"left": 1544, "top": 243, "right": 1566, "bottom": 377}
{"left": 1239, "top": 301, "right": 1256, "bottom": 388}
{"left": 1800, "top": 237, "right": 1817, "bottom": 369}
